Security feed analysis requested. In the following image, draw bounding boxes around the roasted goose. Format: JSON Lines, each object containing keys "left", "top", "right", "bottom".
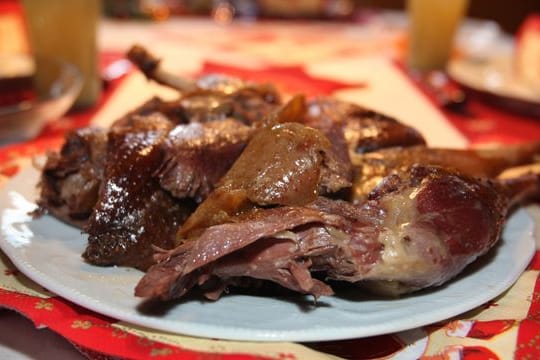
{"left": 37, "top": 46, "right": 428, "bottom": 271}
{"left": 135, "top": 122, "right": 540, "bottom": 300}
{"left": 37, "top": 45, "right": 540, "bottom": 301}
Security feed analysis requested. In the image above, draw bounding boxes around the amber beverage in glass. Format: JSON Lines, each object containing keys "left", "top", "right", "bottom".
{"left": 407, "top": 0, "right": 469, "bottom": 71}
{"left": 21, "top": 0, "right": 101, "bottom": 109}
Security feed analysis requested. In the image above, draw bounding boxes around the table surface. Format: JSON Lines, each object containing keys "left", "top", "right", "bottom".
{"left": 2, "top": 6, "right": 540, "bottom": 360}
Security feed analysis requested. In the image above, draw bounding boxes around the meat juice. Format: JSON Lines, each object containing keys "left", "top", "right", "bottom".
{"left": 21, "top": 0, "right": 101, "bottom": 109}
{"left": 407, "top": 0, "right": 469, "bottom": 71}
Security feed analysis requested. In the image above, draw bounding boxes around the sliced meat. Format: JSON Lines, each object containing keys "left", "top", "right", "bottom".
{"left": 157, "top": 119, "right": 253, "bottom": 202}
{"left": 83, "top": 113, "right": 194, "bottom": 270}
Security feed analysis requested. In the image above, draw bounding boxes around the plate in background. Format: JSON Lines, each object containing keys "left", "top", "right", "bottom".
{"left": 448, "top": 55, "right": 540, "bottom": 118}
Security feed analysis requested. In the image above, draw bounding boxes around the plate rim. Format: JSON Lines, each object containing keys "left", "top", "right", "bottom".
{"left": 448, "top": 55, "right": 540, "bottom": 118}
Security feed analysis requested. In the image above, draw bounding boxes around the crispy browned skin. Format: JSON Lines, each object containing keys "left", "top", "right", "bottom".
{"left": 351, "top": 142, "right": 540, "bottom": 202}
{"left": 83, "top": 114, "right": 194, "bottom": 270}
{"left": 302, "top": 97, "right": 426, "bottom": 154}
{"left": 218, "top": 123, "right": 352, "bottom": 204}
{"left": 158, "top": 119, "right": 253, "bottom": 202}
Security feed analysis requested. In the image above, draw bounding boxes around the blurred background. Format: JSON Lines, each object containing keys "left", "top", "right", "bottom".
{"left": 102, "top": 0, "right": 539, "bottom": 33}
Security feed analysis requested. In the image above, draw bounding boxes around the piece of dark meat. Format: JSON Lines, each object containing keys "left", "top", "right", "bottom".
{"left": 157, "top": 94, "right": 320, "bottom": 204}
{"left": 111, "top": 83, "right": 279, "bottom": 127}
{"left": 83, "top": 114, "right": 194, "bottom": 270}
{"left": 137, "top": 164, "right": 533, "bottom": 300}
{"left": 351, "top": 142, "right": 540, "bottom": 202}
{"left": 37, "top": 127, "right": 108, "bottom": 227}
{"left": 302, "top": 97, "right": 426, "bottom": 154}
{"left": 176, "top": 122, "right": 353, "bottom": 239}
{"left": 218, "top": 122, "right": 352, "bottom": 203}
{"left": 36, "top": 87, "right": 279, "bottom": 231}
{"left": 157, "top": 119, "right": 253, "bottom": 202}
{"left": 111, "top": 96, "right": 191, "bottom": 128}
{"left": 80, "top": 97, "right": 319, "bottom": 268}
{"left": 226, "top": 85, "right": 281, "bottom": 125}
{"left": 36, "top": 95, "right": 189, "bottom": 229}
{"left": 36, "top": 63, "right": 286, "bottom": 247}
{"left": 297, "top": 97, "right": 426, "bottom": 185}
{"left": 171, "top": 83, "right": 279, "bottom": 125}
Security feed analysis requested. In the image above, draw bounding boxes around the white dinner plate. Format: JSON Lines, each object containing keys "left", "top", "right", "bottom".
{"left": 0, "top": 166, "right": 535, "bottom": 342}
{"left": 448, "top": 55, "right": 540, "bottom": 118}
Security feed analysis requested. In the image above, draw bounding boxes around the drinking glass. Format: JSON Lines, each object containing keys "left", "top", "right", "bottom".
{"left": 21, "top": 0, "right": 102, "bottom": 109}
{"left": 407, "top": 0, "right": 470, "bottom": 71}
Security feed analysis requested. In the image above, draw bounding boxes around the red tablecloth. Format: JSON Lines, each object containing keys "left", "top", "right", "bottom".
{"left": 2, "top": 5, "right": 540, "bottom": 359}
